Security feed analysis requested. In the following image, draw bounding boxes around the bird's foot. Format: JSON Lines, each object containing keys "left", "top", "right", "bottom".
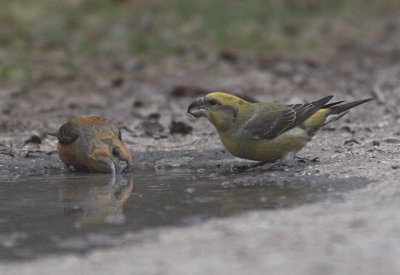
{"left": 63, "top": 163, "right": 73, "bottom": 172}
{"left": 232, "top": 160, "right": 283, "bottom": 172}
{"left": 294, "top": 156, "right": 319, "bottom": 163}
{"left": 232, "top": 165, "right": 253, "bottom": 172}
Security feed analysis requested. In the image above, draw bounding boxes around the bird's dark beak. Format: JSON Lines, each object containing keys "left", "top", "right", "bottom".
{"left": 188, "top": 97, "right": 206, "bottom": 118}
{"left": 114, "top": 160, "right": 129, "bottom": 174}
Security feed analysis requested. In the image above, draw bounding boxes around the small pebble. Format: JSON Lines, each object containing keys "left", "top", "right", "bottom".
{"left": 391, "top": 164, "right": 400, "bottom": 170}
{"left": 372, "top": 140, "right": 380, "bottom": 146}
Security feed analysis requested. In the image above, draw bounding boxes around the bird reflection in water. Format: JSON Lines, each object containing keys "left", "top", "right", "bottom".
{"left": 59, "top": 174, "right": 133, "bottom": 226}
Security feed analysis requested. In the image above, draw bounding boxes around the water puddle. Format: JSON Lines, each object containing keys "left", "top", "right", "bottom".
{"left": 0, "top": 169, "right": 367, "bottom": 261}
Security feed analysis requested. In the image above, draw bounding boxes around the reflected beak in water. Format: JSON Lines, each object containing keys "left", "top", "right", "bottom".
{"left": 113, "top": 160, "right": 130, "bottom": 174}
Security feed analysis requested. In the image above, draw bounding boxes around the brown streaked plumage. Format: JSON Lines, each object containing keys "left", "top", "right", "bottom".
{"left": 52, "top": 116, "right": 132, "bottom": 173}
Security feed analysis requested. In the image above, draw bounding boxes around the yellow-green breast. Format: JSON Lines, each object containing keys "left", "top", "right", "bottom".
{"left": 218, "top": 127, "right": 309, "bottom": 162}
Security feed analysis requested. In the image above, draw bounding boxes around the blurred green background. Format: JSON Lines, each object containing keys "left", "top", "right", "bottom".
{"left": 1, "top": 0, "right": 399, "bottom": 85}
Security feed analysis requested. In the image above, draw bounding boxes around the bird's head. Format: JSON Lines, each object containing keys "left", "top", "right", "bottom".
{"left": 87, "top": 130, "right": 133, "bottom": 174}
{"left": 188, "top": 92, "right": 247, "bottom": 131}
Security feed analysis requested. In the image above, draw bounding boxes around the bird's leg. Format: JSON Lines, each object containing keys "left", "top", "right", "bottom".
{"left": 232, "top": 161, "right": 265, "bottom": 172}
{"left": 294, "top": 156, "right": 319, "bottom": 163}
{"left": 232, "top": 160, "right": 282, "bottom": 172}
{"left": 62, "top": 163, "right": 73, "bottom": 172}
{"left": 294, "top": 156, "right": 307, "bottom": 163}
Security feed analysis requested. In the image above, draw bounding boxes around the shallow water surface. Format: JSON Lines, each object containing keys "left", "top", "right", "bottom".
{"left": 0, "top": 169, "right": 367, "bottom": 261}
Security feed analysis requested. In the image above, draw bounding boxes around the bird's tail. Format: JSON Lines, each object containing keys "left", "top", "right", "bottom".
{"left": 324, "top": 98, "right": 373, "bottom": 124}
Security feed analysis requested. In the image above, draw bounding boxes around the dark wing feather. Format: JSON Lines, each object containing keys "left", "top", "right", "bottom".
{"left": 246, "top": 96, "right": 333, "bottom": 140}
{"left": 322, "top": 100, "right": 345, "bottom": 108}
{"left": 57, "top": 121, "right": 79, "bottom": 144}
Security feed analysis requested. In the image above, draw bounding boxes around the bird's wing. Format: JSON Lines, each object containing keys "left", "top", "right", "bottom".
{"left": 101, "top": 118, "right": 122, "bottom": 140}
{"left": 110, "top": 124, "right": 122, "bottom": 140}
{"left": 57, "top": 121, "right": 79, "bottom": 144}
{"left": 245, "top": 96, "right": 333, "bottom": 140}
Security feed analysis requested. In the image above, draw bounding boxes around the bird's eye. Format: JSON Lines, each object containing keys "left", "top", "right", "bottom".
{"left": 112, "top": 148, "right": 121, "bottom": 158}
{"left": 209, "top": 99, "right": 218, "bottom": 106}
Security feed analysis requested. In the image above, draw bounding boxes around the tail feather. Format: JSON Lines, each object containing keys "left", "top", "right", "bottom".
{"left": 325, "top": 98, "right": 373, "bottom": 124}
{"left": 329, "top": 98, "right": 373, "bottom": 114}
{"left": 322, "top": 100, "right": 345, "bottom": 108}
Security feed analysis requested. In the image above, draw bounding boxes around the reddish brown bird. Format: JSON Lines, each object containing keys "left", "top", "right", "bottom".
{"left": 51, "top": 116, "right": 132, "bottom": 173}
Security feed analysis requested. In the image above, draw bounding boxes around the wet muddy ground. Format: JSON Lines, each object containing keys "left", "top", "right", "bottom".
{"left": 0, "top": 171, "right": 367, "bottom": 261}
{"left": 1, "top": 18, "right": 400, "bottom": 274}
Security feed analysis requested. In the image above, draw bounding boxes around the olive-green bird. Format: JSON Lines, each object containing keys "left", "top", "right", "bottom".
{"left": 188, "top": 92, "right": 372, "bottom": 168}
